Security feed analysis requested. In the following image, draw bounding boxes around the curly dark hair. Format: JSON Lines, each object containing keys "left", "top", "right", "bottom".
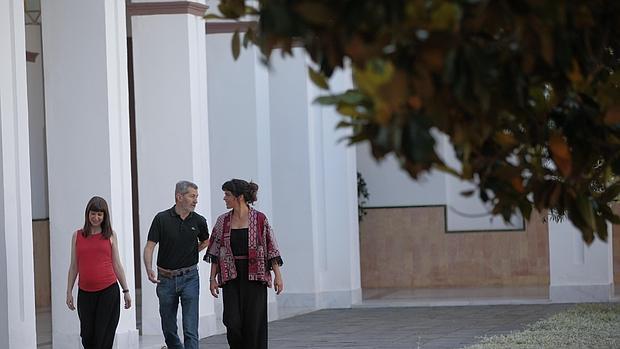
{"left": 222, "top": 179, "right": 259, "bottom": 204}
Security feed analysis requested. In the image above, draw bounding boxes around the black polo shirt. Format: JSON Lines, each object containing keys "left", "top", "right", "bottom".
{"left": 147, "top": 206, "right": 209, "bottom": 270}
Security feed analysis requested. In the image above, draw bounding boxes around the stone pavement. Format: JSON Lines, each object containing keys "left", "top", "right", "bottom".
{"left": 199, "top": 304, "right": 573, "bottom": 349}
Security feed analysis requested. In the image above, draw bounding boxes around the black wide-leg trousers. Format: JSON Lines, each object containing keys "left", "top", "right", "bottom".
{"left": 222, "top": 260, "right": 268, "bottom": 349}
{"left": 77, "top": 282, "right": 120, "bottom": 349}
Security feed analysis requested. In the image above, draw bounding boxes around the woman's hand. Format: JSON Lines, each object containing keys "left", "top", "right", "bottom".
{"left": 209, "top": 279, "right": 219, "bottom": 298}
{"left": 274, "top": 274, "right": 284, "bottom": 295}
{"left": 123, "top": 291, "right": 132, "bottom": 309}
{"left": 66, "top": 292, "right": 75, "bottom": 311}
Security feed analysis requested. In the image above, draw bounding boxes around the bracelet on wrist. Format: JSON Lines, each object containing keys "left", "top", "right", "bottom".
{"left": 122, "top": 289, "right": 130, "bottom": 293}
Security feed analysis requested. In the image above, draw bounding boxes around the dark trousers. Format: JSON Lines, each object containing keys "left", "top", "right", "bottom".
{"left": 77, "top": 282, "right": 120, "bottom": 349}
{"left": 222, "top": 260, "right": 268, "bottom": 349}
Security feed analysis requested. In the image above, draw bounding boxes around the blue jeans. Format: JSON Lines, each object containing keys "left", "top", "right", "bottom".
{"left": 156, "top": 268, "right": 199, "bottom": 349}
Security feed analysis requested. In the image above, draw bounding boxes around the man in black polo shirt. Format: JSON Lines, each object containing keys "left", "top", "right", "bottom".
{"left": 143, "top": 180, "right": 209, "bottom": 349}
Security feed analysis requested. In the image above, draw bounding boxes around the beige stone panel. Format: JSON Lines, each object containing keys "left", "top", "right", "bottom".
{"left": 32, "top": 220, "right": 51, "bottom": 309}
{"left": 360, "top": 207, "right": 549, "bottom": 288}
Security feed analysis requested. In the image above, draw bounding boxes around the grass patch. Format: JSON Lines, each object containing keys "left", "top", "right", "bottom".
{"left": 465, "top": 304, "right": 620, "bottom": 349}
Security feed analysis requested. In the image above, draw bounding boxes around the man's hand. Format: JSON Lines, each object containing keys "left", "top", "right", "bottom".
{"left": 198, "top": 239, "right": 209, "bottom": 252}
{"left": 147, "top": 269, "right": 160, "bottom": 284}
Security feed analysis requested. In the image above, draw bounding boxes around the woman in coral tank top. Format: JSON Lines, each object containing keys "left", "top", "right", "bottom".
{"left": 65, "top": 196, "right": 132, "bottom": 349}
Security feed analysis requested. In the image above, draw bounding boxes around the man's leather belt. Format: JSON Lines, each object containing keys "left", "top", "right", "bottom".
{"left": 157, "top": 264, "right": 197, "bottom": 279}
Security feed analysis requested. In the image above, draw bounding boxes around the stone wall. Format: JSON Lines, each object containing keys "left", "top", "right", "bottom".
{"left": 360, "top": 206, "right": 550, "bottom": 288}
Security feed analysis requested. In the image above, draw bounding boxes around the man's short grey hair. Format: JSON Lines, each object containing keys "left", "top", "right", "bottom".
{"left": 175, "top": 180, "right": 198, "bottom": 195}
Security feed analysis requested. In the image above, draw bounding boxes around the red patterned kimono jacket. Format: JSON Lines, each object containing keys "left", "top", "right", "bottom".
{"left": 204, "top": 207, "right": 283, "bottom": 286}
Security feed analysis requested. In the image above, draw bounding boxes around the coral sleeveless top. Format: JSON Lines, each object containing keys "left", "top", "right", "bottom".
{"left": 76, "top": 230, "right": 117, "bottom": 292}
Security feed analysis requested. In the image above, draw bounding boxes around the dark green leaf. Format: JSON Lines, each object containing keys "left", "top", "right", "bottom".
{"left": 315, "top": 95, "right": 340, "bottom": 105}
{"left": 204, "top": 13, "right": 224, "bottom": 20}
{"left": 576, "top": 195, "right": 596, "bottom": 232}
{"left": 243, "top": 27, "right": 254, "bottom": 47}
{"left": 594, "top": 215, "right": 608, "bottom": 242}
{"left": 460, "top": 189, "right": 475, "bottom": 197}
{"left": 231, "top": 30, "right": 240, "bottom": 60}
{"left": 308, "top": 67, "right": 329, "bottom": 90}
{"left": 518, "top": 201, "right": 533, "bottom": 220}
{"left": 294, "top": 2, "right": 333, "bottom": 25}
{"left": 599, "top": 183, "right": 620, "bottom": 203}
{"left": 245, "top": 6, "right": 259, "bottom": 15}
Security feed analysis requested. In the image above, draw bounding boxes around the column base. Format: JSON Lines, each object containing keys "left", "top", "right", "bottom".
{"left": 198, "top": 312, "right": 221, "bottom": 338}
{"left": 114, "top": 328, "right": 139, "bottom": 348}
{"left": 315, "top": 288, "right": 361, "bottom": 308}
{"left": 267, "top": 299, "right": 279, "bottom": 322}
{"left": 550, "top": 284, "right": 614, "bottom": 303}
{"left": 277, "top": 288, "right": 362, "bottom": 318}
{"left": 138, "top": 334, "right": 165, "bottom": 349}
{"left": 52, "top": 333, "right": 81, "bottom": 349}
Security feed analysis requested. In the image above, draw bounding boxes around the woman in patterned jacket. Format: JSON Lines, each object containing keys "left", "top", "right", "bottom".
{"left": 204, "top": 179, "right": 284, "bottom": 349}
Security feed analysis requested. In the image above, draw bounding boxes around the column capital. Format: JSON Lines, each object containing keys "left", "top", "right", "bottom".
{"left": 127, "top": 1, "right": 208, "bottom": 17}
{"left": 206, "top": 21, "right": 256, "bottom": 34}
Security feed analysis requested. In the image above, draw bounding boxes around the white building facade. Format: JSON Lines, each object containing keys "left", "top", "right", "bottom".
{"left": 2, "top": 0, "right": 360, "bottom": 347}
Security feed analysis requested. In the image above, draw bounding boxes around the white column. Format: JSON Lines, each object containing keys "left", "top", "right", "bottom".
{"left": 0, "top": 0, "right": 38, "bottom": 347}
{"left": 41, "top": 0, "right": 138, "bottom": 347}
{"left": 269, "top": 50, "right": 361, "bottom": 312}
{"left": 130, "top": 1, "right": 214, "bottom": 338}
{"left": 205, "top": 32, "right": 278, "bottom": 320}
{"left": 268, "top": 49, "right": 322, "bottom": 315}
{"left": 549, "top": 217, "right": 614, "bottom": 302}
{"left": 206, "top": 33, "right": 262, "bottom": 203}
{"left": 314, "top": 68, "right": 361, "bottom": 307}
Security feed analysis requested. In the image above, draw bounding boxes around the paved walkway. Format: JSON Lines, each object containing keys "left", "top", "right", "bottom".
{"left": 200, "top": 304, "right": 572, "bottom": 349}
{"left": 39, "top": 285, "right": 620, "bottom": 348}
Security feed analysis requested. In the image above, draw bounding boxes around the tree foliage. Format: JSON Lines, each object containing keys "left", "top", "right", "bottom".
{"left": 357, "top": 172, "right": 370, "bottom": 222}
{"left": 209, "top": 0, "right": 620, "bottom": 243}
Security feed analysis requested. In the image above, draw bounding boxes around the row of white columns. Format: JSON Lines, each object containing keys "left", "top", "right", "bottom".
{"left": 1, "top": 0, "right": 361, "bottom": 347}
{"left": 204, "top": 38, "right": 362, "bottom": 316}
